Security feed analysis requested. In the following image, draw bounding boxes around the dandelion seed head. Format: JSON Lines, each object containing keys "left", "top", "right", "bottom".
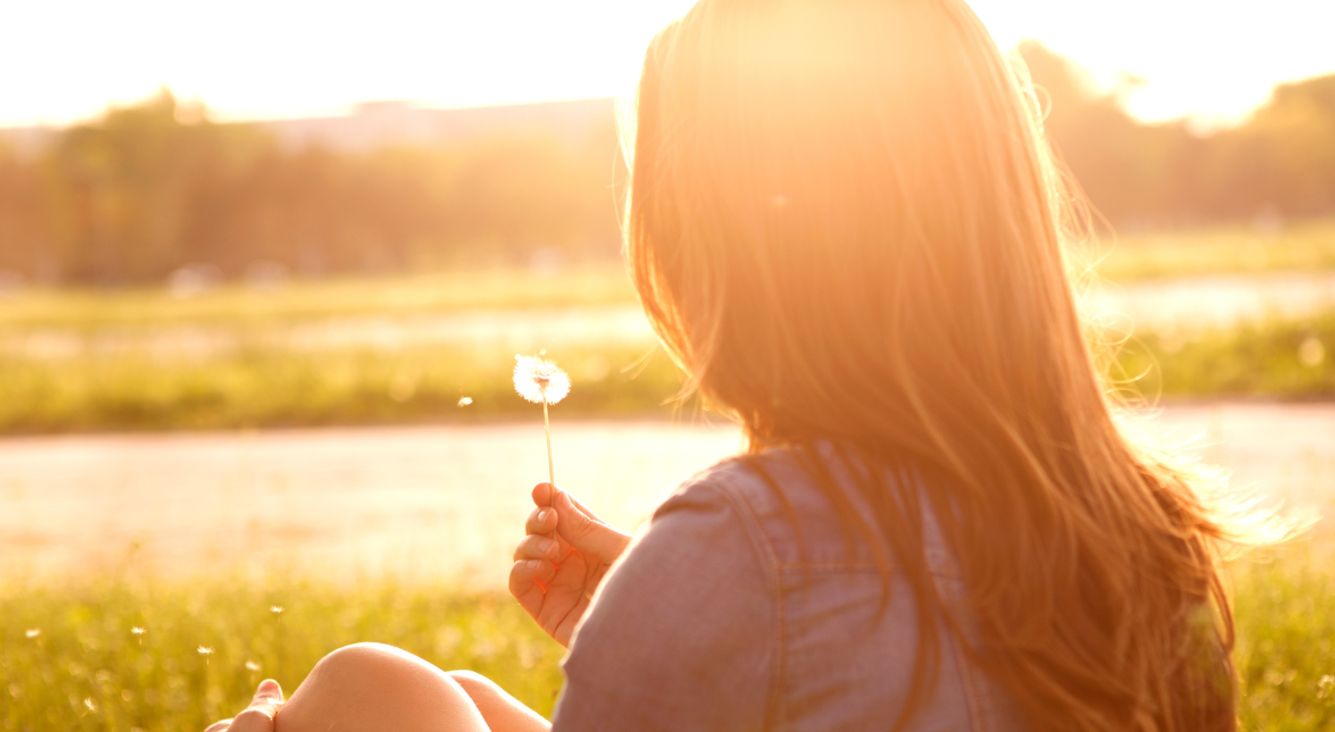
{"left": 457, "top": 396, "right": 474, "bottom": 407}
{"left": 24, "top": 628, "right": 40, "bottom": 640}
{"left": 1318, "top": 674, "right": 1335, "bottom": 699}
{"left": 270, "top": 605, "right": 284, "bottom": 615}
{"left": 197, "top": 645, "right": 213, "bottom": 656}
{"left": 513, "top": 354, "right": 570, "bottom": 405}
{"left": 1298, "top": 336, "right": 1325, "bottom": 368}
{"left": 130, "top": 626, "right": 145, "bottom": 636}
{"left": 245, "top": 660, "right": 262, "bottom": 672}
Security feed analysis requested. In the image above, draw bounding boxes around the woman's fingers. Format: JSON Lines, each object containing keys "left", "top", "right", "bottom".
{"left": 223, "top": 679, "right": 283, "bottom": 732}
{"left": 533, "top": 483, "right": 601, "bottom": 520}
{"left": 524, "top": 506, "right": 556, "bottom": 535}
{"left": 228, "top": 708, "right": 276, "bottom": 732}
{"left": 534, "top": 482, "right": 601, "bottom": 520}
{"left": 552, "top": 491, "right": 631, "bottom": 563}
{"left": 510, "top": 559, "right": 557, "bottom": 585}
{"left": 531, "top": 482, "right": 555, "bottom": 507}
{"left": 204, "top": 721, "right": 232, "bottom": 732}
{"left": 254, "top": 679, "right": 284, "bottom": 704}
{"left": 563, "top": 490, "right": 602, "bottom": 520}
{"left": 531, "top": 482, "right": 629, "bottom": 561}
{"left": 513, "top": 534, "right": 561, "bottom": 562}
{"left": 508, "top": 558, "right": 558, "bottom": 602}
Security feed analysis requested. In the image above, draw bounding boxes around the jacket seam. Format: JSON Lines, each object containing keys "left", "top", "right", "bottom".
{"left": 700, "top": 470, "right": 788, "bottom": 731}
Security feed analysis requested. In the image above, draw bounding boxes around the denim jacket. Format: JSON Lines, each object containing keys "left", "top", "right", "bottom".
{"left": 551, "top": 444, "right": 1026, "bottom": 731}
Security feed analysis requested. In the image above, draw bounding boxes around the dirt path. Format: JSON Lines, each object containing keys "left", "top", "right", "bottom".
{"left": 1, "top": 403, "right": 1329, "bottom": 586}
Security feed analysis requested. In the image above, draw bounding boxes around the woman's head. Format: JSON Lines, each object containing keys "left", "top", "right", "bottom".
{"left": 628, "top": 0, "right": 1089, "bottom": 446}
{"left": 627, "top": 1, "right": 1237, "bottom": 730}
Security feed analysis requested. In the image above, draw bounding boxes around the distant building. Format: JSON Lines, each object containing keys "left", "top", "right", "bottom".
{"left": 268, "top": 98, "right": 615, "bottom": 151}
{"left": 0, "top": 98, "right": 617, "bottom": 156}
{"left": 0, "top": 125, "right": 57, "bottom": 158}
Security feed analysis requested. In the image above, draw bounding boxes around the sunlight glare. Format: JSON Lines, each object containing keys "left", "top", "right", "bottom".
{"left": 0, "top": 0, "right": 1331, "bottom": 127}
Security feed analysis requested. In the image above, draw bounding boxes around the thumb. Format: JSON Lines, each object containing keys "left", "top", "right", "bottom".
{"left": 554, "top": 490, "right": 629, "bottom": 562}
{"left": 225, "top": 679, "right": 284, "bottom": 732}
{"left": 254, "top": 678, "right": 284, "bottom": 703}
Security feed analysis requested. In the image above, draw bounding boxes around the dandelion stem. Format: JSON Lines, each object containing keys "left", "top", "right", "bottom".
{"left": 543, "top": 398, "right": 555, "bottom": 487}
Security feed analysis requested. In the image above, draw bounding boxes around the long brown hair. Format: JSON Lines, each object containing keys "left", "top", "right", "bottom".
{"left": 625, "top": 1, "right": 1239, "bottom": 729}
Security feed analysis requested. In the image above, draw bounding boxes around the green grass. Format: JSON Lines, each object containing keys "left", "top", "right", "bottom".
{"left": 1075, "top": 218, "right": 1335, "bottom": 283}
{"left": 1109, "top": 312, "right": 1335, "bottom": 401}
{"left": 1233, "top": 553, "right": 1335, "bottom": 730}
{"left": 0, "top": 343, "right": 685, "bottom": 434}
{"left": 0, "top": 579, "right": 566, "bottom": 731}
{"left": 0, "top": 219, "right": 1328, "bottom": 434}
{"left": 0, "top": 313, "right": 1329, "bottom": 434}
{"left": 2, "top": 546, "right": 1330, "bottom": 730}
{"left": 0, "top": 217, "right": 1331, "bottom": 333}
{"left": 0, "top": 266, "right": 637, "bottom": 331}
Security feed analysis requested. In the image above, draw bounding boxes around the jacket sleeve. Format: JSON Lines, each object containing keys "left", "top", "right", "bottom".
{"left": 550, "top": 478, "right": 776, "bottom": 731}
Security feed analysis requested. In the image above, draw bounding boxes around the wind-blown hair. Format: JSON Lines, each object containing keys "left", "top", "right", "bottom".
{"left": 625, "top": 1, "right": 1239, "bottom": 729}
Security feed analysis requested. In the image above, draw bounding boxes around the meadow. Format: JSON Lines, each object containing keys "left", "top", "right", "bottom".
{"left": 0, "top": 311, "right": 1330, "bottom": 434}
{"left": 2, "top": 220, "right": 1333, "bottom": 729}
{"left": 0, "top": 219, "right": 1332, "bottom": 434}
{"left": 1089, "top": 219, "right": 1335, "bottom": 282}
{"left": 2, "top": 543, "right": 1332, "bottom": 731}
{"left": 3, "top": 218, "right": 1334, "bottom": 332}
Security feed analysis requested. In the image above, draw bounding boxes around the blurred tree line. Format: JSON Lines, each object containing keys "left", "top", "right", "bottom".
{"left": 1021, "top": 42, "right": 1335, "bottom": 226}
{"left": 0, "top": 44, "right": 1332, "bottom": 286}
{"left": 0, "top": 94, "right": 621, "bottom": 285}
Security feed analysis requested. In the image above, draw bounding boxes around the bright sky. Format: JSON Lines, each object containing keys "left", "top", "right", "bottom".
{"left": 2, "top": 0, "right": 1332, "bottom": 129}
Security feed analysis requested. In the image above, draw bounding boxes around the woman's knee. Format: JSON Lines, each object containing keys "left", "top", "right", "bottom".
{"left": 446, "top": 669, "right": 513, "bottom": 713}
{"left": 447, "top": 669, "right": 551, "bottom": 729}
{"left": 308, "top": 642, "right": 422, "bottom": 686}
{"left": 277, "top": 643, "right": 486, "bottom": 732}
{"left": 447, "top": 669, "right": 495, "bottom": 695}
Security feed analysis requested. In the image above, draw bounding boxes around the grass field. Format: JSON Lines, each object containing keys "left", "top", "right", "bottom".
{"left": 0, "top": 312, "right": 1328, "bottom": 434}
{"left": 2, "top": 221, "right": 1331, "bottom": 728}
{"left": 1083, "top": 218, "right": 1335, "bottom": 283}
{"left": 0, "top": 218, "right": 1331, "bottom": 333}
{"left": 0, "top": 219, "right": 1327, "bottom": 434}
{"left": 0, "top": 267, "right": 637, "bottom": 331}
{"left": 2, "top": 542, "right": 1331, "bottom": 731}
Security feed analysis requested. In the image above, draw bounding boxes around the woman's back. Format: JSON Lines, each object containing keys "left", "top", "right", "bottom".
{"left": 622, "top": 0, "right": 1238, "bottom": 727}
{"left": 553, "top": 445, "right": 1027, "bottom": 731}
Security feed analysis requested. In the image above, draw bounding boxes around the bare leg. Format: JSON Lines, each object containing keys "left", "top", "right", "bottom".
{"left": 275, "top": 643, "right": 491, "bottom": 732}
{"left": 448, "top": 670, "right": 552, "bottom": 731}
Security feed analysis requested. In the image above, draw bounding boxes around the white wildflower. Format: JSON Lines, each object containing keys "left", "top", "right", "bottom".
{"left": 513, "top": 353, "right": 570, "bottom": 486}
{"left": 512, "top": 354, "right": 570, "bottom": 405}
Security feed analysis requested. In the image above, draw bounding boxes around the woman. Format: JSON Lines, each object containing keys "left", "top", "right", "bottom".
{"left": 208, "top": 0, "right": 1241, "bottom": 729}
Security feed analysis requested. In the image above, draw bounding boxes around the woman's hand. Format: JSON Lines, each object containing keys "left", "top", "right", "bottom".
{"left": 509, "top": 483, "right": 630, "bottom": 647}
{"left": 203, "top": 679, "right": 283, "bottom": 732}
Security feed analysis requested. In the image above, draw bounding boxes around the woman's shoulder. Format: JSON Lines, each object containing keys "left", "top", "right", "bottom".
{"left": 632, "top": 457, "right": 781, "bottom": 590}
{"left": 673, "top": 441, "right": 878, "bottom": 514}
{"left": 555, "top": 453, "right": 779, "bottom": 730}
{"left": 661, "top": 445, "right": 823, "bottom": 529}
{"left": 675, "top": 443, "right": 960, "bottom": 577}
